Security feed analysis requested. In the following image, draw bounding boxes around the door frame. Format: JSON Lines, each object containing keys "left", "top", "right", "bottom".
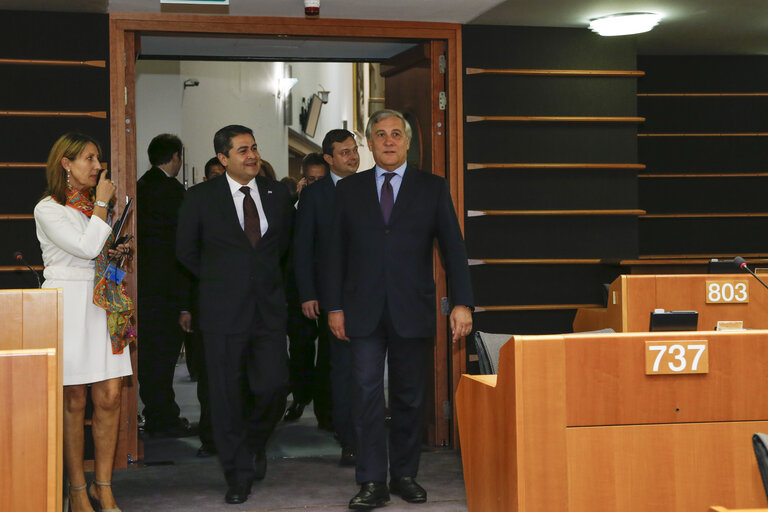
{"left": 108, "top": 12, "right": 466, "bottom": 462}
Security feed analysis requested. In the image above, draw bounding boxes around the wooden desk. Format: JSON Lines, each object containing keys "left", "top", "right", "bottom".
{"left": 573, "top": 274, "right": 768, "bottom": 332}
{"left": 456, "top": 330, "right": 768, "bottom": 512}
{"left": 0, "top": 289, "right": 63, "bottom": 512}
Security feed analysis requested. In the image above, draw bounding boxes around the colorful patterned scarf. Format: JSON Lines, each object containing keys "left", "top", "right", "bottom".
{"left": 64, "top": 188, "right": 137, "bottom": 354}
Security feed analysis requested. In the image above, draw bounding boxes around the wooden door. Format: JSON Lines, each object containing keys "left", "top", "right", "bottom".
{"left": 382, "top": 41, "right": 452, "bottom": 447}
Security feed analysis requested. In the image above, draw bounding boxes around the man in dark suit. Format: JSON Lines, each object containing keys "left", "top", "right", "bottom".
{"left": 136, "top": 133, "right": 195, "bottom": 438}
{"left": 293, "top": 129, "right": 360, "bottom": 465}
{"left": 326, "top": 110, "right": 474, "bottom": 509}
{"left": 284, "top": 152, "right": 331, "bottom": 429}
{"left": 176, "top": 125, "right": 294, "bottom": 505}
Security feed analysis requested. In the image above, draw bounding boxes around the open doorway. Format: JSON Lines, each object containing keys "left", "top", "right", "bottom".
{"left": 110, "top": 13, "right": 464, "bottom": 467}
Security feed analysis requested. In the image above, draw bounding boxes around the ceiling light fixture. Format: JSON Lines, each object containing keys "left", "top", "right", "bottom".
{"left": 589, "top": 12, "right": 662, "bottom": 36}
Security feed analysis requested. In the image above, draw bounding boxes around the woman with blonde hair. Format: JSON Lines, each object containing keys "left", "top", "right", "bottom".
{"left": 34, "top": 132, "right": 135, "bottom": 512}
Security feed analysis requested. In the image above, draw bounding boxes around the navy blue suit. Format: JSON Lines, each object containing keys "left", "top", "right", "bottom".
{"left": 294, "top": 174, "right": 354, "bottom": 446}
{"left": 326, "top": 165, "right": 473, "bottom": 483}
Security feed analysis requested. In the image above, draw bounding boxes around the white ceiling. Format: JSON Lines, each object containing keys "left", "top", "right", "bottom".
{"left": 1, "top": 0, "right": 766, "bottom": 55}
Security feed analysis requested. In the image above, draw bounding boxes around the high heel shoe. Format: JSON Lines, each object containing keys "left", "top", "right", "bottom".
{"left": 88, "top": 481, "right": 122, "bottom": 512}
{"left": 68, "top": 482, "right": 95, "bottom": 512}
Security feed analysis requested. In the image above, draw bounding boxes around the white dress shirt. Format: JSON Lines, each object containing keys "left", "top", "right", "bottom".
{"left": 226, "top": 173, "right": 268, "bottom": 236}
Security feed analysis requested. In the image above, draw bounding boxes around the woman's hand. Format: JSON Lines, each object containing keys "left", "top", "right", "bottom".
{"left": 107, "top": 242, "right": 133, "bottom": 271}
{"left": 94, "top": 171, "right": 116, "bottom": 204}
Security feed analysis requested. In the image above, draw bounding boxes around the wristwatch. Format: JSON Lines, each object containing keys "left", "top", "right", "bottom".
{"left": 94, "top": 200, "right": 108, "bottom": 208}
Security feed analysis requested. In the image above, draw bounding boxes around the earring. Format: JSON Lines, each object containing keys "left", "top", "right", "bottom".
{"left": 65, "top": 168, "right": 72, "bottom": 188}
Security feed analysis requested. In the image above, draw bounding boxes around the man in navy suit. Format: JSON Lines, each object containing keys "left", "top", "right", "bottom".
{"left": 176, "top": 125, "right": 294, "bottom": 505}
{"left": 294, "top": 129, "right": 360, "bottom": 465}
{"left": 326, "top": 110, "right": 474, "bottom": 509}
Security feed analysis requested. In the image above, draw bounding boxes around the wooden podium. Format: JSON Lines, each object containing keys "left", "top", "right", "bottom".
{"left": 0, "top": 289, "right": 63, "bottom": 512}
{"left": 456, "top": 329, "right": 768, "bottom": 512}
{"left": 573, "top": 274, "right": 768, "bottom": 332}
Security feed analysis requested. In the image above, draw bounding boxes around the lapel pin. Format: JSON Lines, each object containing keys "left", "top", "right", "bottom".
{"left": 268, "top": 190, "right": 273, "bottom": 194}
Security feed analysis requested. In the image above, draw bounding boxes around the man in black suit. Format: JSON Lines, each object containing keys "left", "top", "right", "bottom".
{"left": 293, "top": 130, "right": 360, "bottom": 465}
{"left": 176, "top": 125, "right": 294, "bottom": 505}
{"left": 137, "top": 133, "right": 195, "bottom": 438}
{"left": 284, "top": 152, "right": 332, "bottom": 429}
{"left": 326, "top": 110, "right": 474, "bottom": 510}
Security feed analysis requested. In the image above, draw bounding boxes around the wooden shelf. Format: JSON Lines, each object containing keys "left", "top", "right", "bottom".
{"left": 475, "top": 304, "right": 603, "bottom": 312}
{"left": 623, "top": 258, "right": 768, "bottom": 266}
{"left": 0, "top": 110, "right": 107, "bottom": 119}
{"left": 638, "top": 92, "right": 768, "bottom": 97}
{"left": 467, "top": 115, "right": 644, "bottom": 123}
{"left": 641, "top": 212, "right": 768, "bottom": 219}
{"left": 639, "top": 252, "right": 768, "bottom": 260}
{"left": 640, "top": 172, "right": 768, "bottom": 178}
{"left": 468, "top": 209, "right": 645, "bottom": 217}
{"left": 0, "top": 57, "right": 105, "bottom": 68}
{"left": 469, "top": 258, "right": 603, "bottom": 265}
{"left": 0, "top": 265, "right": 43, "bottom": 272}
{"left": 0, "top": 214, "right": 34, "bottom": 220}
{"left": 466, "top": 67, "right": 644, "bottom": 77}
{"left": 639, "top": 132, "right": 768, "bottom": 137}
{"left": 468, "top": 163, "right": 645, "bottom": 171}
{"left": 0, "top": 162, "right": 45, "bottom": 169}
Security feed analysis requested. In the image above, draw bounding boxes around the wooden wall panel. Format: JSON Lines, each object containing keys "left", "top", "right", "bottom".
{"left": 0, "top": 10, "right": 110, "bottom": 290}
{"left": 462, "top": 26, "right": 640, "bottom": 338}
{"left": 637, "top": 56, "right": 768, "bottom": 258}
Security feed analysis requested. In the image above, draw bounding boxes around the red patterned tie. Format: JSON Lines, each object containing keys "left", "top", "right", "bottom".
{"left": 380, "top": 172, "right": 396, "bottom": 224}
{"left": 240, "top": 186, "right": 261, "bottom": 247}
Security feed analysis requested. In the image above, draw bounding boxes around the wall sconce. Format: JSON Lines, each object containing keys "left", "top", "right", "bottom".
{"left": 277, "top": 77, "right": 298, "bottom": 100}
{"left": 317, "top": 85, "right": 330, "bottom": 104}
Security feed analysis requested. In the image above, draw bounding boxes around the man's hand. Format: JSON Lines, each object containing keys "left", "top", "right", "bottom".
{"left": 179, "top": 311, "right": 193, "bottom": 333}
{"left": 301, "top": 300, "right": 320, "bottom": 320}
{"left": 328, "top": 311, "right": 349, "bottom": 341}
{"left": 449, "top": 305, "right": 473, "bottom": 343}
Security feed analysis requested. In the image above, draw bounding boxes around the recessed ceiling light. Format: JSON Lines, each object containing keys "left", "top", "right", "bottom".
{"left": 589, "top": 12, "right": 662, "bottom": 36}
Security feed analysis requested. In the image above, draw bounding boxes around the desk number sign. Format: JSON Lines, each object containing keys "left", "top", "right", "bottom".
{"left": 705, "top": 280, "right": 749, "bottom": 304}
{"left": 645, "top": 340, "right": 709, "bottom": 375}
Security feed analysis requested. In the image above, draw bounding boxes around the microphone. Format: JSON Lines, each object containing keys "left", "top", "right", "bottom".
{"left": 734, "top": 256, "right": 768, "bottom": 292}
{"left": 14, "top": 251, "right": 42, "bottom": 289}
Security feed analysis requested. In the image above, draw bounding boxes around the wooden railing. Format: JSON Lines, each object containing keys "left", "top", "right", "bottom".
{"left": 468, "top": 163, "right": 645, "bottom": 170}
{"left": 468, "top": 209, "right": 645, "bottom": 217}
{"left": 467, "top": 115, "right": 644, "bottom": 123}
{"left": 0, "top": 57, "right": 105, "bottom": 68}
{"left": 466, "top": 67, "right": 644, "bottom": 77}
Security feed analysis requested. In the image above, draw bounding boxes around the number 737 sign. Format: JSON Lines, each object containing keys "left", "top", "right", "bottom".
{"left": 645, "top": 340, "right": 709, "bottom": 375}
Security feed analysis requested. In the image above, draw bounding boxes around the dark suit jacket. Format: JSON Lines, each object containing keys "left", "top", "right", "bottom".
{"left": 176, "top": 174, "right": 294, "bottom": 334}
{"left": 293, "top": 174, "right": 336, "bottom": 307}
{"left": 137, "top": 166, "right": 187, "bottom": 304}
{"left": 326, "top": 166, "right": 473, "bottom": 339}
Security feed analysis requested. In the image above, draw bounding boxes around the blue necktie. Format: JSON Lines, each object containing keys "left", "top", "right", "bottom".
{"left": 380, "top": 172, "right": 396, "bottom": 224}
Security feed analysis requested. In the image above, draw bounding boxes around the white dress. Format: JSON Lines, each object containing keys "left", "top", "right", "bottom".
{"left": 34, "top": 196, "right": 133, "bottom": 386}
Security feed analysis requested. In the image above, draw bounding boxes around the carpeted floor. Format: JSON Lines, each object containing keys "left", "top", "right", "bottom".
{"left": 111, "top": 360, "right": 468, "bottom": 511}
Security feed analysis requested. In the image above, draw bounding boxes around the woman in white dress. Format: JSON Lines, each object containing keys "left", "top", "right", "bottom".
{"left": 34, "top": 133, "right": 134, "bottom": 512}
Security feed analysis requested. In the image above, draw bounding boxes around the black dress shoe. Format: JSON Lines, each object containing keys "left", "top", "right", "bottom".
{"left": 253, "top": 449, "right": 267, "bottom": 480}
{"left": 146, "top": 417, "right": 198, "bottom": 438}
{"left": 196, "top": 442, "right": 217, "bottom": 457}
{"left": 340, "top": 445, "right": 356, "bottom": 467}
{"left": 283, "top": 401, "right": 306, "bottom": 421}
{"left": 389, "top": 476, "right": 427, "bottom": 503}
{"left": 349, "top": 481, "right": 389, "bottom": 510}
{"left": 224, "top": 483, "right": 251, "bottom": 504}
{"left": 317, "top": 416, "right": 335, "bottom": 432}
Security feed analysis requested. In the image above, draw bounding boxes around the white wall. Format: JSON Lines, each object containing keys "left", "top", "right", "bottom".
{"left": 135, "top": 60, "right": 367, "bottom": 185}
{"left": 135, "top": 60, "right": 182, "bottom": 179}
